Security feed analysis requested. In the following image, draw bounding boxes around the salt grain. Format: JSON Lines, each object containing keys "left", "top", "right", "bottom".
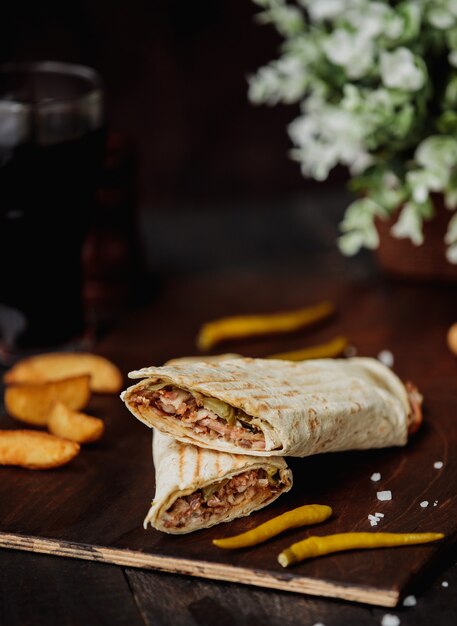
{"left": 381, "top": 614, "right": 400, "bottom": 626}
{"left": 402, "top": 595, "right": 417, "bottom": 607}
{"left": 442, "top": 581, "right": 449, "bottom": 587}
{"left": 377, "top": 350, "right": 394, "bottom": 368}
{"left": 370, "top": 520, "right": 378, "bottom": 527}
{"left": 434, "top": 461, "right": 444, "bottom": 469}
{"left": 434, "top": 500, "right": 438, "bottom": 507}
{"left": 420, "top": 500, "right": 429, "bottom": 508}
{"left": 375, "top": 512, "right": 385, "bottom": 518}
{"left": 377, "top": 490, "right": 392, "bottom": 501}
{"left": 371, "top": 472, "right": 382, "bottom": 482}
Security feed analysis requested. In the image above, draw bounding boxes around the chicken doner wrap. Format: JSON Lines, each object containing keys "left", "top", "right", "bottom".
{"left": 121, "top": 357, "right": 422, "bottom": 458}
{"left": 145, "top": 429, "right": 292, "bottom": 534}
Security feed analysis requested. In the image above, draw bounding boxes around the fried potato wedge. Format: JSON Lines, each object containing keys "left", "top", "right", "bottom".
{"left": 48, "top": 402, "right": 104, "bottom": 443}
{"left": 0, "top": 430, "right": 80, "bottom": 469}
{"left": 4, "top": 352, "right": 122, "bottom": 393}
{"left": 4, "top": 375, "right": 91, "bottom": 426}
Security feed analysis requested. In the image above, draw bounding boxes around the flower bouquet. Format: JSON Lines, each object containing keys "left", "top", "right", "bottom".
{"left": 248, "top": 0, "right": 457, "bottom": 264}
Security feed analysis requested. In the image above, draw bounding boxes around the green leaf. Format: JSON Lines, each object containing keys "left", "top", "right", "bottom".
{"left": 436, "top": 111, "right": 457, "bottom": 134}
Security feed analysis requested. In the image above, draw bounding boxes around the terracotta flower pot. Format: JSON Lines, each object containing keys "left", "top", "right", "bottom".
{"left": 374, "top": 196, "right": 457, "bottom": 281}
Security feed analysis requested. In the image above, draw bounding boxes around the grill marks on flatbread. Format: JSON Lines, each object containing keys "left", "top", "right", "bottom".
{"left": 121, "top": 357, "right": 417, "bottom": 458}
{"left": 144, "top": 431, "right": 292, "bottom": 534}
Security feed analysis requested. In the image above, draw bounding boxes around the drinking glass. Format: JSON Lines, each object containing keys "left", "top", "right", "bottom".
{"left": 0, "top": 61, "right": 104, "bottom": 364}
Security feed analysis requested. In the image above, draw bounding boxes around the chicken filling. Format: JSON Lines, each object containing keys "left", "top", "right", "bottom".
{"left": 132, "top": 384, "right": 266, "bottom": 450}
{"left": 163, "top": 468, "right": 283, "bottom": 529}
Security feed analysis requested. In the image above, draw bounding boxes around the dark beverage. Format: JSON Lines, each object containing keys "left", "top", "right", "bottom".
{"left": 0, "top": 62, "right": 104, "bottom": 362}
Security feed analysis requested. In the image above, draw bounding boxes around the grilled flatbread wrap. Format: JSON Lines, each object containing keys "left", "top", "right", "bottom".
{"left": 144, "top": 430, "right": 292, "bottom": 534}
{"left": 121, "top": 357, "right": 422, "bottom": 457}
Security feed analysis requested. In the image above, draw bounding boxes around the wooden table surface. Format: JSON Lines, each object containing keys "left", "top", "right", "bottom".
{"left": 2, "top": 238, "right": 457, "bottom": 625}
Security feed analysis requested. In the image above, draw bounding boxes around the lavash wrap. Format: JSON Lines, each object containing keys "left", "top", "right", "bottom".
{"left": 145, "top": 430, "right": 292, "bottom": 534}
{"left": 121, "top": 357, "right": 412, "bottom": 457}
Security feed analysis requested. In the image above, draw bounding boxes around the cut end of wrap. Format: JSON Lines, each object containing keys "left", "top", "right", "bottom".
{"left": 143, "top": 501, "right": 156, "bottom": 530}
{"left": 406, "top": 381, "right": 423, "bottom": 435}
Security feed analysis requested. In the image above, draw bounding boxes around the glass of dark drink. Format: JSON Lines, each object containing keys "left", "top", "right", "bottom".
{"left": 0, "top": 61, "right": 104, "bottom": 364}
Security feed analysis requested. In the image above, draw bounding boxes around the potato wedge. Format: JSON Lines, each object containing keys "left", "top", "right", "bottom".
{"left": 4, "top": 352, "right": 122, "bottom": 393}
{"left": 447, "top": 322, "right": 457, "bottom": 355}
{"left": 4, "top": 375, "right": 91, "bottom": 426}
{"left": 0, "top": 430, "right": 80, "bottom": 469}
{"left": 48, "top": 402, "right": 104, "bottom": 443}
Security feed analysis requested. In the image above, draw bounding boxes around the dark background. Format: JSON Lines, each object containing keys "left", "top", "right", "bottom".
{"left": 0, "top": 1, "right": 354, "bottom": 287}
{"left": 1, "top": 1, "right": 309, "bottom": 202}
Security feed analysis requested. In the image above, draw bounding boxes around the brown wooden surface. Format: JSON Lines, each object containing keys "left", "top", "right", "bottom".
{"left": 124, "top": 563, "right": 457, "bottom": 626}
{"left": 0, "top": 549, "right": 144, "bottom": 626}
{"left": 1, "top": 270, "right": 457, "bottom": 609}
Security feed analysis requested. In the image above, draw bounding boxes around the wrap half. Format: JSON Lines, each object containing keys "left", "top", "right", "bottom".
{"left": 121, "top": 357, "right": 422, "bottom": 457}
{"left": 145, "top": 430, "right": 292, "bottom": 534}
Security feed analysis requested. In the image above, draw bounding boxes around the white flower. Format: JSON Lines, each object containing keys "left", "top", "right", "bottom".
{"left": 446, "top": 243, "right": 457, "bottom": 263}
{"left": 445, "top": 212, "right": 457, "bottom": 263}
{"left": 268, "top": 5, "right": 305, "bottom": 37}
{"left": 340, "top": 198, "right": 384, "bottom": 230}
{"left": 339, "top": 198, "right": 384, "bottom": 255}
{"left": 288, "top": 97, "right": 372, "bottom": 180}
{"left": 448, "top": 0, "right": 457, "bottom": 14}
{"left": 445, "top": 212, "right": 457, "bottom": 244}
{"left": 407, "top": 137, "right": 457, "bottom": 203}
{"left": 380, "top": 48, "right": 426, "bottom": 91}
{"left": 446, "top": 188, "right": 457, "bottom": 209}
{"left": 288, "top": 115, "right": 339, "bottom": 180}
{"left": 427, "top": 0, "right": 457, "bottom": 30}
{"left": 285, "top": 35, "right": 320, "bottom": 64}
{"left": 350, "top": 152, "right": 375, "bottom": 174}
{"left": 323, "top": 29, "right": 374, "bottom": 79}
{"left": 248, "top": 66, "right": 283, "bottom": 105}
{"left": 275, "top": 56, "right": 308, "bottom": 101}
{"left": 384, "top": 13, "right": 407, "bottom": 40}
{"left": 299, "top": 0, "right": 364, "bottom": 23}
{"left": 415, "top": 136, "right": 457, "bottom": 169}
{"left": 384, "top": 171, "right": 401, "bottom": 189}
{"left": 346, "top": 2, "right": 392, "bottom": 39}
{"left": 339, "top": 231, "right": 367, "bottom": 256}
{"left": 248, "top": 56, "right": 307, "bottom": 105}
{"left": 391, "top": 202, "right": 424, "bottom": 245}
{"left": 407, "top": 170, "right": 447, "bottom": 203}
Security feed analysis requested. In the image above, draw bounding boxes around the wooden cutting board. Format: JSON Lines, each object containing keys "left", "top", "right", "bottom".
{"left": 0, "top": 273, "right": 456, "bottom": 608}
